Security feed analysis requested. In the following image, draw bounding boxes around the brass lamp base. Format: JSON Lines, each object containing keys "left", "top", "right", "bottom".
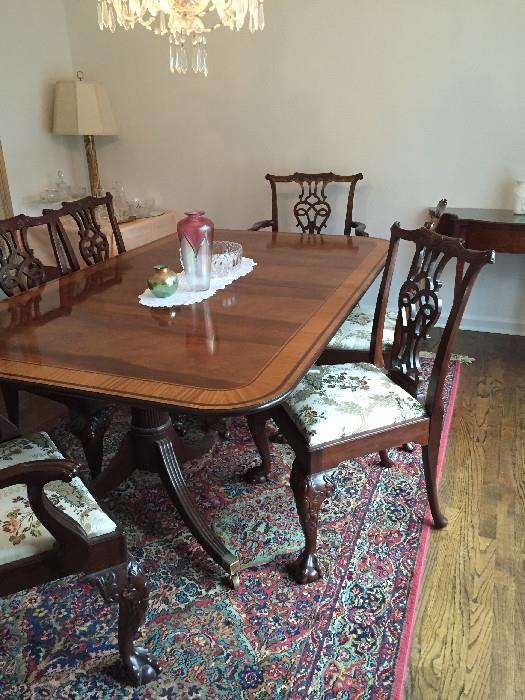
{"left": 84, "top": 135, "right": 101, "bottom": 197}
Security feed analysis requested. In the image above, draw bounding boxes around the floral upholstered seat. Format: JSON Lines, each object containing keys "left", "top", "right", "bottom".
{"left": 283, "top": 363, "right": 426, "bottom": 447}
{"left": 0, "top": 432, "right": 116, "bottom": 566}
{"left": 327, "top": 308, "right": 398, "bottom": 352}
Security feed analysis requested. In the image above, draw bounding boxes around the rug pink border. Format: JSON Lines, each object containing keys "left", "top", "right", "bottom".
{"left": 391, "top": 361, "right": 462, "bottom": 700}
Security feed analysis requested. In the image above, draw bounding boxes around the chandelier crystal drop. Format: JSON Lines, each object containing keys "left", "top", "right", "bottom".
{"left": 97, "top": 0, "right": 265, "bottom": 76}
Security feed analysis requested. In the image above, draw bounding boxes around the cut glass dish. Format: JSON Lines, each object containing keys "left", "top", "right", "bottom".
{"left": 211, "top": 241, "right": 243, "bottom": 278}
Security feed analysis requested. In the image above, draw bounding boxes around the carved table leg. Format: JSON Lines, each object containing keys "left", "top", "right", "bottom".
{"left": 68, "top": 403, "right": 114, "bottom": 479}
{"left": 91, "top": 433, "right": 136, "bottom": 496}
{"left": 94, "top": 407, "right": 240, "bottom": 586}
{"left": 85, "top": 559, "right": 162, "bottom": 687}
{"left": 245, "top": 411, "right": 272, "bottom": 484}
{"left": 289, "top": 462, "right": 337, "bottom": 584}
{"left": 155, "top": 429, "right": 241, "bottom": 587}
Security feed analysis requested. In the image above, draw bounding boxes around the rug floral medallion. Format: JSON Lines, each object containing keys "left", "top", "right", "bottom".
{"left": 0, "top": 359, "right": 459, "bottom": 699}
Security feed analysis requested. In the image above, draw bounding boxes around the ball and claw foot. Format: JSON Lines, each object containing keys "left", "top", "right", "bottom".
{"left": 124, "top": 645, "right": 162, "bottom": 687}
{"left": 243, "top": 465, "right": 270, "bottom": 484}
{"left": 289, "top": 552, "right": 322, "bottom": 584}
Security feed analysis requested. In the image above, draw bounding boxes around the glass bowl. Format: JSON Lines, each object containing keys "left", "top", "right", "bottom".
{"left": 211, "top": 241, "right": 243, "bottom": 278}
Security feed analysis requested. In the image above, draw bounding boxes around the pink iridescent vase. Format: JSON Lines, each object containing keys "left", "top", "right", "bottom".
{"left": 177, "top": 211, "right": 215, "bottom": 291}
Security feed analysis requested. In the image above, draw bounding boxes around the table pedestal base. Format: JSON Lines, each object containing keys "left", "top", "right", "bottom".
{"left": 93, "top": 407, "right": 240, "bottom": 588}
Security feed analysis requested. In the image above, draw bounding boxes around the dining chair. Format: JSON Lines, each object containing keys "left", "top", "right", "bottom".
{"left": 250, "top": 223, "right": 494, "bottom": 583}
{"left": 0, "top": 414, "right": 161, "bottom": 686}
{"left": 245, "top": 200, "right": 448, "bottom": 472}
{"left": 245, "top": 171, "right": 369, "bottom": 450}
{"left": 251, "top": 171, "right": 367, "bottom": 236}
{"left": 49, "top": 192, "right": 125, "bottom": 267}
{"left": 0, "top": 211, "right": 78, "bottom": 295}
{"left": 0, "top": 210, "right": 113, "bottom": 479}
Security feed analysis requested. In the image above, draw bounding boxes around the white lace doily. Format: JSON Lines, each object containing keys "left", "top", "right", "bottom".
{"left": 138, "top": 257, "right": 257, "bottom": 308}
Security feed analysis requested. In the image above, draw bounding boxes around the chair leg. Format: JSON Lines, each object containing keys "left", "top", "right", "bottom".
{"left": 1, "top": 384, "right": 20, "bottom": 426}
{"left": 269, "top": 430, "right": 287, "bottom": 444}
{"left": 378, "top": 449, "right": 395, "bottom": 468}
{"left": 171, "top": 414, "right": 187, "bottom": 437}
{"left": 68, "top": 404, "right": 114, "bottom": 479}
{"left": 289, "top": 461, "right": 337, "bottom": 584}
{"left": 422, "top": 444, "right": 448, "bottom": 528}
{"left": 245, "top": 412, "right": 272, "bottom": 483}
{"left": 85, "top": 558, "right": 162, "bottom": 687}
{"left": 218, "top": 417, "right": 232, "bottom": 440}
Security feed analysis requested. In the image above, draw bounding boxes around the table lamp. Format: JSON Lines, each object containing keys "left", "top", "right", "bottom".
{"left": 52, "top": 71, "right": 117, "bottom": 196}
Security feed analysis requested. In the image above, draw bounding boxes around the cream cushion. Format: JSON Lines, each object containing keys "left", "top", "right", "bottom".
{"left": 283, "top": 363, "right": 426, "bottom": 447}
{"left": 0, "top": 432, "right": 116, "bottom": 566}
{"left": 327, "top": 308, "right": 398, "bottom": 352}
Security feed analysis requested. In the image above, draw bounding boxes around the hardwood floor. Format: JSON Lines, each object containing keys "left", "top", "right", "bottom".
{"left": 1, "top": 329, "right": 523, "bottom": 698}
{"left": 405, "top": 330, "right": 525, "bottom": 699}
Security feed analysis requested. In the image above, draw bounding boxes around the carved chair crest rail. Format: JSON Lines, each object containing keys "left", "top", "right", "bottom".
{"left": 250, "top": 171, "right": 367, "bottom": 237}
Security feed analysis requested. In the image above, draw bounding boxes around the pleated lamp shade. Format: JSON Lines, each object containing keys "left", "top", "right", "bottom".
{"left": 53, "top": 79, "right": 117, "bottom": 136}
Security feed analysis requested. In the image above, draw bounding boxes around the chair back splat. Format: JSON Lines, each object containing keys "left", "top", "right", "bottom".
{"left": 53, "top": 192, "right": 125, "bottom": 267}
{"left": 252, "top": 172, "right": 367, "bottom": 236}
{"left": 0, "top": 211, "right": 78, "bottom": 297}
{"left": 384, "top": 223, "right": 495, "bottom": 411}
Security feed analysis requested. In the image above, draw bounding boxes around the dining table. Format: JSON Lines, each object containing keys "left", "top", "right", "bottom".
{"left": 0, "top": 229, "right": 388, "bottom": 587}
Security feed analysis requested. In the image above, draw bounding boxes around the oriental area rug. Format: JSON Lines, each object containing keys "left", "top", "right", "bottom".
{"left": 0, "top": 359, "right": 460, "bottom": 700}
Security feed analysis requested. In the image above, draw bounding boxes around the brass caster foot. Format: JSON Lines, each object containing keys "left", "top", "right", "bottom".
{"left": 289, "top": 552, "right": 322, "bottom": 584}
{"left": 229, "top": 573, "right": 241, "bottom": 589}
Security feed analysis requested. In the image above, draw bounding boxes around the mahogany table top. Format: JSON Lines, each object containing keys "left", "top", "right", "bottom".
{"left": 0, "top": 230, "right": 388, "bottom": 414}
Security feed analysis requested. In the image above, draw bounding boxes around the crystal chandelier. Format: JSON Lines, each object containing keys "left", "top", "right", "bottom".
{"left": 97, "top": 0, "right": 265, "bottom": 76}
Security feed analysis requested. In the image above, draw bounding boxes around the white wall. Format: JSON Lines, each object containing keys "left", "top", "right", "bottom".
{"left": 19, "top": 0, "right": 525, "bottom": 333}
{"left": 0, "top": 0, "right": 85, "bottom": 215}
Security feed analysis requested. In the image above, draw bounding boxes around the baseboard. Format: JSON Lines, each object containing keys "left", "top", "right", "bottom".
{"left": 357, "top": 304, "right": 525, "bottom": 337}
{"left": 435, "top": 313, "right": 525, "bottom": 336}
